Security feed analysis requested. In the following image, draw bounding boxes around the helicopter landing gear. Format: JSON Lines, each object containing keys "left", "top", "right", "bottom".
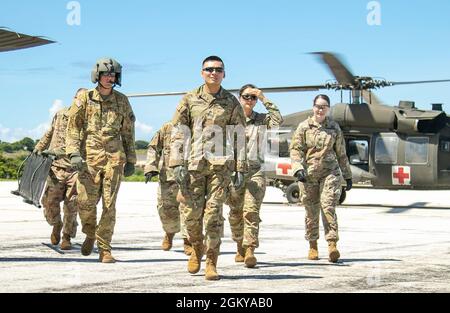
{"left": 285, "top": 182, "right": 300, "bottom": 204}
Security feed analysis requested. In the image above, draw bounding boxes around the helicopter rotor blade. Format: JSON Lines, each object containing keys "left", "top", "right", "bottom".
{"left": 127, "top": 85, "right": 327, "bottom": 98}
{"left": 388, "top": 79, "right": 450, "bottom": 86}
{"left": 311, "top": 52, "right": 355, "bottom": 86}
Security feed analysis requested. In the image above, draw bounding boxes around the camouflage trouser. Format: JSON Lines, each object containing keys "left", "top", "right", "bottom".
{"left": 157, "top": 180, "right": 188, "bottom": 237}
{"left": 227, "top": 169, "right": 266, "bottom": 248}
{"left": 299, "top": 168, "right": 342, "bottom": 242}
{"left": 183, "top": 164, "right": 231, "bottom": 255}
{"left": 76, "top": 163, "right": 122, "bottom": 251}
{"left": 178, "top": 202, "right": 188, "bottom": 239}
{"left": 41, "top": 166, "right": 78, "bottom": 238}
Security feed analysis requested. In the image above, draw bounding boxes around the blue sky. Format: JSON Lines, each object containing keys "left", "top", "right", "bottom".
{"left": 1, "top": 0, "right": 450, "bottom": 141}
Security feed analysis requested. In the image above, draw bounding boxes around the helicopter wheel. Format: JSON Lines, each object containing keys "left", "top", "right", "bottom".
{"left": 285, "top": 182, "right": 300, "bottom": 204}
{"left": 339, "top": 189, "right": 347, "bottom": 205}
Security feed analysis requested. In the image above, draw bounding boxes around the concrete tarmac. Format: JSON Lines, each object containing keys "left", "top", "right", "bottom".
{"left": 0, "top": 181, "right": 449, "bottom": 293}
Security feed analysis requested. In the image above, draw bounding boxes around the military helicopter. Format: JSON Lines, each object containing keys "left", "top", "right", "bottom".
{"left": 262, "top": 52, "right": 450, "bottom": 203}
{"left": 127, "top": 52, "right": 450, "bottom": 204}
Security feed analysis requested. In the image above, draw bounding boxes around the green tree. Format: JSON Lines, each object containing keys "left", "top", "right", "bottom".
{"left": 0, "top": 153, "right": 26, "bottom": 179}
{"left": 135, "top": 140, "right": 149, "bottom": 150}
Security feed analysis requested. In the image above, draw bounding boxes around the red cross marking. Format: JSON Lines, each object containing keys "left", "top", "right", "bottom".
{"left": 277, "top": 163, "right": 292, "bottom": 175}
{"left": 393, "top": 167, "right": 410, "bottom": 184}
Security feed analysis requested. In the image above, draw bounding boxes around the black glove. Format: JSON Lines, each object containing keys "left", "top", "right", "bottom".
{"left": 346, "top": 179, "right": 352, "bottom": 191}
{"left": 145, "top": 171, "right": 158, "bottom": 183}
{"left": 70, "top": 152, "right": 84, "bottom": 171}
{"left": 233, "top": 172, "right": 244, "bottom": 190}
{"left": 174, "top": 165, "right": 189, "bottom": 186}
{"left": 124, "top": 162, "right": 135, "bottom": 177}
{"left": 295, "top": 169, "right": 307, "bottom": 182}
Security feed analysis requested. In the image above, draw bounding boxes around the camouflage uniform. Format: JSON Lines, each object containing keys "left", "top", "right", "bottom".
{"left": 227, "top": 99, "right": 283, "bottom": 248}
{"left": 144, "top": 122, "right": 187, "bottom": 237}
{"left": 170, "top": 85, "right": 247, "bottom": 256}
{"left": 35, "top": 108, "right": 78, "bottom": 238}
{"left": 290, "top": 116, "right": 352, "bottom": 242}
{"left": 66, "top": 88, "right": 136, "bottom": 251}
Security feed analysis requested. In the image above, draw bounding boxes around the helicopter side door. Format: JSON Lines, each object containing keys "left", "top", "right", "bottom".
{"left": 371, "top": 132, "right": 436, "bottom": 189}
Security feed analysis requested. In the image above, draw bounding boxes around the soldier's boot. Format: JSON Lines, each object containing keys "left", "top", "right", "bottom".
{"left": 183, "top": 238, "right": 193, "bottom": 256}
{"left": 328, "top": 241, "right": 340, "bottom": 263}
{"left": 99, "top": 249, "right": 116, "bottom": 263}
{"left": 81, "top": 236, "right": 95, "bottom": 256}
{"left": 161, "top": 233, "right": 175, "bottom": 251}
{"left": 244, "top": 247, "right": 257, "bottom": 268}
{"left": 308, "top": 241, "right": 319, "bottom": 260}
{"left": 205, "top": 251, "right": 220, "bottom": 281}
{"left": 235, "top": 241, "right": 245, "bottom": 263}
{"left": 60, "top": 234, "right": 72, "bottom": 250}
{"left": 187, "top": 243, "right": 204, "bottom": 274}
{"left": 50, "top": 222, "right": 63, "bottom": 245}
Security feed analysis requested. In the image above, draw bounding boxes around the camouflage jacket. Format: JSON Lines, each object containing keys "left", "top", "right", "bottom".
{"left": 170, "top": 85, "right": 247, "bottom": 172}
{"left": 35, "top": 108, "right": 72, "bottom": 169}
{"left": 245, "top": 99, "right": 283, "bottom": 169}
{"left": 66, "top": 87, "right": 136, "bottom": 168}
{"left": 290, "top": 116, "right": 352, "bottom": 180}
{"left": 144, "top": 122, "right": 175, "bottom": 182}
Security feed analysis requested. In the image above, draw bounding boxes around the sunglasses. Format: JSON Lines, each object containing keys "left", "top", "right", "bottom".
{"left": 202, "top": 67, "right": 224, "bottom": 73}
{"left": 313, "top": 104, "right": 329, "bottom": 110}
{"left": 100, "top": 72, "right": 116, "bottom": 77}
{"left": 241, "top": 94, "right": 258, "bottom": 101}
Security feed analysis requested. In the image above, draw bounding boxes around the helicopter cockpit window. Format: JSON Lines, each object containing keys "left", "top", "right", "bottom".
{"left": 266, "top": 129, "right": 291, "bottom": 157}
{"left": 348, "top": 140, "right": 369, "bottom": 165}
{"left": 440, "top": 140, "right": 450, "bottom": 152}
{"left": 405, "top": 137, "right": 429, "bottom": 165}
{"left": 375, "top": 135, "right": 398, "bottom": 164}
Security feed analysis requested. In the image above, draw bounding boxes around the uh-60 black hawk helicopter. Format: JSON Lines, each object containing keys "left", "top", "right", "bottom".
{"left": 128, "top": 52, "right": 450, "bottom": 204}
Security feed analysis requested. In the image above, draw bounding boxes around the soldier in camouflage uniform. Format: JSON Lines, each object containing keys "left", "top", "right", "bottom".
{"left": 66, "top": 58, "right": 136, "bottom": 263}
{"left": 170, "top": 56, "right": 247, "bottom": 280}
{"left": 227, "top": 84, "right": 283, "bottom": 268}
{"left": 34, "top": 88, "right": 86, "bottom": 250}
{"left": 290, "top": 94, "right": 352, "bottom": 263}
{"left": 144, "top": 121, "right": 192, "bottom": 255}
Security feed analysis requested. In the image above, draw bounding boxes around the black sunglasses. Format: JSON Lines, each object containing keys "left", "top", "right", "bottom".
{"left": 313, "top": 104, "right": 329, "bottom": 110}
{"left": 202, "top": 67, "right": 224, "bottom": 73}
{"left": 241, "top": 94, "right": 257, "bottom": 101}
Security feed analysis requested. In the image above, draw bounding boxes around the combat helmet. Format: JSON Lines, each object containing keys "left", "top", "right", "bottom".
{"left": 91, "top": 58, "right": 122, "bottom": 86}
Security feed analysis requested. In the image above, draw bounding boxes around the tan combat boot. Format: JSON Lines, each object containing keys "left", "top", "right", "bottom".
{"left": 50, "top": 222, "right": 63, "bottom": 245}
{"left": 81, "top": 236, "right": 95, "bottom": 256}
{"left": 99, "top": 249, "right": 116, "bottom": 263}
{"left": 235, "top": 241, "right": 245, "bottom": 263}
{"left": 161, "top": 233, "right": 175, "bottom": 251}
{"left": 60, "top": 234, "right": 72, "bottom": 250}
{"left": 205, "top": 250, "right": 220, "bottom": 281}
{"left": 183, "top": 238, "right": 193, "bottom": 256}
{"left": 187, "top": 243, "right": 204, "bottom": 274}
{"left": 308, "top": 241, "right": 319, "bottom": 260}
{"left": 244, "top": 247, "right": 257, "bottom": 268}
{"left": 328, "top": 241, "right": 340, "bottom": 263}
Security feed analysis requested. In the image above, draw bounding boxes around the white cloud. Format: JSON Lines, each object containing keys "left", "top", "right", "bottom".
{"left": 135, "top": 120, "right": 153, "bottom": 134}
{"left": 49, "top": 99, "right": 64, "bottom": 117}
{"left": 0, "top": 101, "right": 154, "bottom": 143}
{"left": 0, "top": 99, "right": 64, "bottom": 143}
